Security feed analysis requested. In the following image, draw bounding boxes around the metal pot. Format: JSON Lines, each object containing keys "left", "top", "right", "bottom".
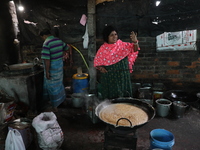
{"left": 2, "top": 58, "right": 41, "bottom": 76}
{"left": 3, "top": 57, "right": 40, "bottom": 71}
{"left": 95, "top": 97, "right": 155, "bottom": 130}
{"left": 163, "top": 90, "right": 199, "bottom": 109}
{"left": 3, "top": 63, "right": 35, "bottom": 70}
{"left": 163, "top": 90, "right": 198, "bottom": 103}
{"left": 71, "top": 93, "right": 84, "bottom": 108}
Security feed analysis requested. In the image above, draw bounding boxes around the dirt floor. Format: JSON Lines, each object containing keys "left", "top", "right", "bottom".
{"left": 0, "top": 97, "right": 199, "bottom": 150}
{"left": 25, "top": 98, "right": 200, "bottom": 150}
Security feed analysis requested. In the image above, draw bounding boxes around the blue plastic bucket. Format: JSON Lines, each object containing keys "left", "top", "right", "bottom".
{"left": 72, "top": 73, "right": 89, "bottom": 93}
{"left": 150, "top": 129, "right": 175, "bottom": 150}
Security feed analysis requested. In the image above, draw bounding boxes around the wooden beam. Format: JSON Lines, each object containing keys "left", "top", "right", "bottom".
{"left": 87, "top": 0, "right": 97, "bottom": 94}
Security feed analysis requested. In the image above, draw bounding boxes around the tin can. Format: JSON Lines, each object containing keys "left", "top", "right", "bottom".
{"left": 153, "top": 91, "right": 163, "bottom": 100}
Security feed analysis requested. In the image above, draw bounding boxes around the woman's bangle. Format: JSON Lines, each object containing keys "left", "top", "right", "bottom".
{"left": 133, "top": 40, "right": 139, "bottom": 44}
{"left": 96, "top": 66, "right": 101, "bottom": 70}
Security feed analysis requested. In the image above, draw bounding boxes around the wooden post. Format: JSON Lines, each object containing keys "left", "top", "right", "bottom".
{"left": 87, "top": 0, "right": 96, "bottom": 94}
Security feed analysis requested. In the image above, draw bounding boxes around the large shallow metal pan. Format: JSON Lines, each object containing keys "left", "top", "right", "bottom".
{"left": 4, "top": 63, "right": 35, "bottom": 70}
{"left": 95, "top": 97, "right": 155, "bottom": 130}
{"left": 3, "top": 57, "right": 40, "bottom": 71}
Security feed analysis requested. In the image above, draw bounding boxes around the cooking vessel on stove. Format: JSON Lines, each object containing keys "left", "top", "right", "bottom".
{"left": 3, "top": 57, "right": 40, "bottom": 71}
{"left": 3, "top": 63, "right": 36, "bottom": 70}
{"left": 95, "top": 97, "right": 155, "bottom": 130}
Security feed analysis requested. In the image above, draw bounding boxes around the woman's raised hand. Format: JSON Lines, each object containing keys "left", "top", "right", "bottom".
{"left": 130, "top": 31, "right": 138, "bottom": 43}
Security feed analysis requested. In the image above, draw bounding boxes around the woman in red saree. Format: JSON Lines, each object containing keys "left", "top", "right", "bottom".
{"left": 94, "top": 26, "right": 140, "bottom": 100}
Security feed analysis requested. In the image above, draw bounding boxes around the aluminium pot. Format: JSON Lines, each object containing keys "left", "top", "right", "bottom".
{"left": 3, "top": 57, "right": 40, "bottom": 71}
{"left": 71, "top": 93, "right": 84, "bottom": 108}
{"left": 2, "top": 63, "right": 41, "bottom": 76}
{"left": 3, "top": 63, "right": 35, "bottom": 71}
{"left": 95, "top": 97, "right": 155, "bottom": 130}
{"left": 163, "top": 90, "right": 199, "bottom": 109}
{"left": 163, "top": 90, "right": 198, "bottom": 103}
{"left": 2, "top": 58, "right": 41, "bottom": 76}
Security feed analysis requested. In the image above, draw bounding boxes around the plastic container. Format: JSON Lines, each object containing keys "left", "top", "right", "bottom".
{"left": 150, "top": 129, "right": 175, "bottom": 150}
{"left": 153, "top": 91, "right": 163, "bottom": 101}
{"left": 156, "top": 99, "right": 172, "bottom": 117}
{"left": 153, "top": 91, "right": 163, "bottom": 106}
{"left": 72, "top": 73, "right": 89, "bottom": 93}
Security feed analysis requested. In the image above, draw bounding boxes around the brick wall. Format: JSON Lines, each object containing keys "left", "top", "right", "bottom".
{"left": 21, "top": 42, "right": 90, "bottom": 87}
{"left": 22, "top": 37, "right": 200, "bottom": 92}
{"left": 132, "top": 37, "right": 200, "bottom": 92}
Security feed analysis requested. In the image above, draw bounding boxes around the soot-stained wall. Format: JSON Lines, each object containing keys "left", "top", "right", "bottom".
{"left": 14, "top": 0, "right": 88, "bottom": 46}
{"left": 131, "top": 37, "right": 200, "bottom": 92}
{"left": 96, "top": 0, "right": 151, "bottom": 37}
{"left": 0, "top": 1, "right": 18, "bottom": 70}
{"left": 1, "top": 0, "right": 200, "bottom": 92}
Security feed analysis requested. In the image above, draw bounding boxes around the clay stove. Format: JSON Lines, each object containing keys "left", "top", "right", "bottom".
{"left": 104, "top": 125, "right": 137, "bottom": 150}
{"left": 0, "top": 65, "right": 44, "bottom": 113}
{"left": 95, "top": 98, "right": 156, "bottom": 150}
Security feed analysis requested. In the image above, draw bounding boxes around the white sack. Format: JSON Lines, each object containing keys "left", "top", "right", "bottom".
{"left": 32, "top": 112, "right": 64, "bottom": 150}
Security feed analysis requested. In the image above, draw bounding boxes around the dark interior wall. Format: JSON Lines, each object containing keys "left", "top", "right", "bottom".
{"left": 13, "top": 0, "right": 152, "bottom": 72}
{"left": 96, "top": 0, "right": 200, "bottom": 91}
{"left": 14, "top": 0, "right": 200, "bottom": 47}
{"left": 95, "top": 36, "right": 200, "bottom": 92}
{"left": 96, "top": 0, "right": 151, "bottom": 37}
{"left": 96, "top": 0, "right": 141, "bottom": 38}
{"left": 14, "top": 0, "right": 88, "bottom": 46}
{"left": 0, "top": 0, "right": 18, "bottom": 70}
{"left": 13, "top": 0, "right": 89, "bottom": 77}
{"left": 2, "top": 0, "right": 200, "bottom": 90}
{"left": 13, "top": 0, "right": 89, "bottom": 86}
{"left": 148, "top": 0, "right": 200, "bottom": 36}
{"left": 131, "top": 37, "right": 200, "bottom": 92}
{"left": 13, "top": 0, "right": 200, "bottom": 51}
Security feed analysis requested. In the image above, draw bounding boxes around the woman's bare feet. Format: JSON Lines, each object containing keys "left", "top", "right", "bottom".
{"left": 44, "top": 107, "right": 58, "bottom": 112}
{"left": 52, "top": 107, "right": 58, "bottom": 112}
